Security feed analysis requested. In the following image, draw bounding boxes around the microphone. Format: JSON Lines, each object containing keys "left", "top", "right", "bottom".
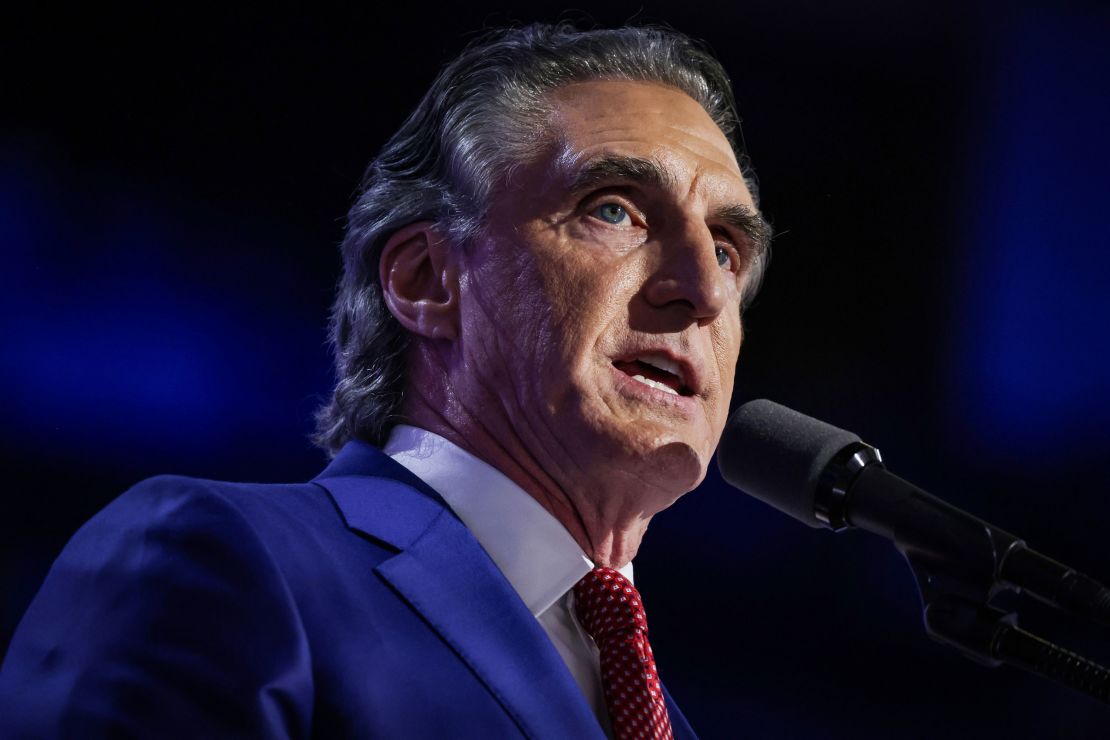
{"left": 717, "top": 399, "right": 1110, "bottom": 628}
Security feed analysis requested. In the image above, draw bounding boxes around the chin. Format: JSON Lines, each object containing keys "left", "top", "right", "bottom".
{"left": 556, "top": 371, "right": 717, "bottom": 494}
{"left": 640, "top": 437, "right": 710, "bottom": 493}
{"left": 585, "top": 412, "right": 713, "bottom": 495}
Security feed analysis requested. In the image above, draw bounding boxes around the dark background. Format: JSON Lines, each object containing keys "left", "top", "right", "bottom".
{"left": 4, "top": 1, "right": 1110, "bottom": 736}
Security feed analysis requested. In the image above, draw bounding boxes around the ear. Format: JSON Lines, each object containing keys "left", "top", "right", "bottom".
{"left": 378, "top": 222, "right": 459, "bottom": 341}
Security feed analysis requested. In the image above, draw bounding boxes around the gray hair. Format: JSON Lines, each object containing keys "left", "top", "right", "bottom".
{"left": 314, "top": 22, "right": 765, "bottom": 455}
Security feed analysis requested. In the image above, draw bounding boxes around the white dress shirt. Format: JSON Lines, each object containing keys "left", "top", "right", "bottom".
{"left": 384, "top": 424, "right": 632, "bottom": 732}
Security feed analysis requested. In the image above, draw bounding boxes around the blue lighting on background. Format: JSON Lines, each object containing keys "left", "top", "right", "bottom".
{"left": 0, "top": 147, "right": 331, "bottom": 470}
{"left": 954, "top": 7, "right": 1110, "bottom": 459}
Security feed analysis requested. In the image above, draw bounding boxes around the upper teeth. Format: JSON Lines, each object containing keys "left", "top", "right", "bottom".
{"left": 637, "top": 354, "right": 685, "bottom": 384}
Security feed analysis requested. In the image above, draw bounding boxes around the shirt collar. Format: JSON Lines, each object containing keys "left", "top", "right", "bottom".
{"left": 383, "top": 425, "right": 634, "bottom": 617}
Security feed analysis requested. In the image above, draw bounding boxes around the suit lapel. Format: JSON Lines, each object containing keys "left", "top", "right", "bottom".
{"left": 663, "top": 684, "right": 699, "bottom": 740}
{"left": 377, "top": 510, "right": 604, "bottom": 739}
{"left": 315, "top": 442, "right": 604, "bottom": 739}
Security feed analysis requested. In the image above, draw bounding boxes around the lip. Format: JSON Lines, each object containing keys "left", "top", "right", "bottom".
{"left": 608, "top": 364, "right": 701, "bottom": 415}
{"left": 610, "top": 347, "right": 703, "bottom": 397}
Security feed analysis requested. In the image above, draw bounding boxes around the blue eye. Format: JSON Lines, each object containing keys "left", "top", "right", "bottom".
{"left": 593, "top": 203, "right": 629, "bottom": 225}
{"left": 715, "top": 244, "right": 736, "bottom": 270}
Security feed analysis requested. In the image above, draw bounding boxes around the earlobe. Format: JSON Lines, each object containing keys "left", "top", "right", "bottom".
{"left": 378, "top": 222, "right": 459, "bottom": 341}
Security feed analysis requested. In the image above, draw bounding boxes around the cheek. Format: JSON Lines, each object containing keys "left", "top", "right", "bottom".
{"left": 712, "top": 317, "right": 743, "bottom": 397}
{"left": 466, "top": 228, "right": 645, "bottom": 394}
{"left": 458, "top": 249, "right": 554, "bottom": 388}
{"left": 713, "top": 308, "right": 744, "bottom": 363}
{"left": 536, "top": 252, "right": 637, "bottom": 349}
{"left": 459, "top": 245, "right": 600, "bottom": 391}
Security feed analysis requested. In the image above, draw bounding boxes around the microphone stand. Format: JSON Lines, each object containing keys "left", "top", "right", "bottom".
{"left": 902, "top": 515, "right": 1110, "bottom": 703}
{"left": 824, "top": 445, "right": 1110, "bottom": 704}
{"left": 904, "top": 521, "right": 1110, "bottom": 704}
{"left": 922, "top": 593, "right": 1110, "bottom": 703}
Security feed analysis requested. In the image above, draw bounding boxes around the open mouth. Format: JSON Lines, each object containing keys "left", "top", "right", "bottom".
{"left": 612, "top": 357, "right": 694, "bottom": 397}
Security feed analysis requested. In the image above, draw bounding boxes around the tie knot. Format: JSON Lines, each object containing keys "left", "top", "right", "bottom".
{"left": 573, "top": 567, "right": 648, "bottom": 641}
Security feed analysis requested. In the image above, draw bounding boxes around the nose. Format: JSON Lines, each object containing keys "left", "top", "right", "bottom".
{"left": 642, "top": 222, "right": 729, "bottom": 323}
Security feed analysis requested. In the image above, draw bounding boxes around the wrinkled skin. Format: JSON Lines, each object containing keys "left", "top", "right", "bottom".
{"left": 383, "top": 80, "right": 761, "bottom": 568}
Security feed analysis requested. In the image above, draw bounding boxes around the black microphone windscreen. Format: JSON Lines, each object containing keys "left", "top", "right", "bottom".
{"left": 717, "top": 399, "right": 860, "bottom": 526}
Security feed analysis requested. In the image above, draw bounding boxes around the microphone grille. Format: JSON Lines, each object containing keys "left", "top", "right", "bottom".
{"left": 717, "top": 399, "right": 860, "bottom": 527}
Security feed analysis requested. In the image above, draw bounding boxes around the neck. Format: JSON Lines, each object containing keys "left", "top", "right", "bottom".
{"left": 400, "top": 357, "right": 681, "bottom": 569}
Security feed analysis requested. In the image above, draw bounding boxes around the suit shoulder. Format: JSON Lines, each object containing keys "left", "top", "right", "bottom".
{"left": 0, "top": 474, "right": 318, "bottom": 737}
{"left": 108, "top": 472, "right": 340, "bottom": 539}
{"left": 122, "top": 471, "right": 324, "bottom": 507}
{"left": 43, "top": 472, "right": 358, "bottom": 592}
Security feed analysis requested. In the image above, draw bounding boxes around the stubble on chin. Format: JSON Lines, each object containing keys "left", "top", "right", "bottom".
{"left": 567, "top": 386, "right": 713, "bottom": 505}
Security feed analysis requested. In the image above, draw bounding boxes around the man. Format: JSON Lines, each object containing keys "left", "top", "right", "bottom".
{"left": 0, "top": 23, "right": 769, "bottom": 738}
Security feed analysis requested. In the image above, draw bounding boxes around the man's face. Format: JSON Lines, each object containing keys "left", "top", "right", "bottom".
{"left": 454, "top": 79, "right": 764, "bottom": 501}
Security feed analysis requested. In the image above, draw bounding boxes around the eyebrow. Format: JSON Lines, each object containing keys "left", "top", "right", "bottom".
{"left": 567, "top": 154, "right": 678, "bottom": 194}
{"left": 566, "top": 153, "right": 772, "bottom": 259}
{"left": 712, "top": 203, "right": 772, "bottom": 262}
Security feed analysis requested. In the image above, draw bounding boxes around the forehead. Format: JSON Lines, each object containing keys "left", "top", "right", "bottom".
{"left": 543, "top": 79, "right": 753, "bottom": 208}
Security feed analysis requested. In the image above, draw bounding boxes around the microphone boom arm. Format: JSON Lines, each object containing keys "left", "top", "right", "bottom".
{"left": 825, "top": 450, "right": 1110, "bottom": 704}
{"left": 718, "top": 399, "right": 1110, "bottom": 704}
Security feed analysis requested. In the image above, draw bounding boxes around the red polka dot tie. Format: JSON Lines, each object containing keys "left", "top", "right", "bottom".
{"left": 574, "top": 567, "right": 674, "bottom": 740}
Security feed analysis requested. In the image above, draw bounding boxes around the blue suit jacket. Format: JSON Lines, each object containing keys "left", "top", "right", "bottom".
{"left": 0, "top": 441, "right": 697, "bottom": 738}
